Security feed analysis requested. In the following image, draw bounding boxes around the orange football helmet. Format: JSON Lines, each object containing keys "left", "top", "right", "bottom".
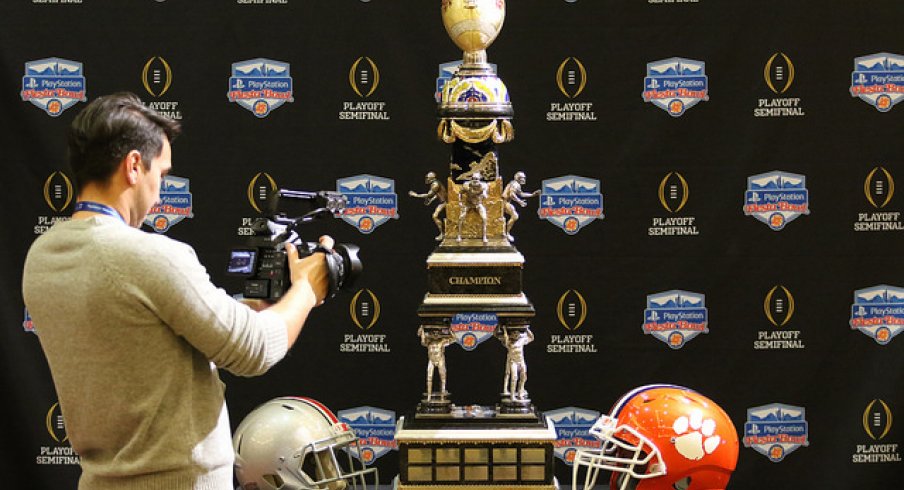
{"left": 572, "top": 384, "right": 738, "bottom": 490}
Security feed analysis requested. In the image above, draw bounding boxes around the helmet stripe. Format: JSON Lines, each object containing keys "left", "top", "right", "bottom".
{"left": 282, "top": 396, "right": 340, "bottom": 424}
{"left": 608, "top": 384, "right": 689, "bottom": 416}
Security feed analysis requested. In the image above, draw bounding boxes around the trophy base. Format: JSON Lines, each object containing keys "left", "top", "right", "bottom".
{"left": 499, "top": 395, "right": 533, "bottom": 415}
{"left": 418, "top": 392, "right": 454, "bottom": 414}
{"left": 395, "top": 407, "right": 558, "bottom": 489}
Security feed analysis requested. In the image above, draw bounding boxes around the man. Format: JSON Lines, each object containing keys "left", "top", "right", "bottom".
{"left": 22, "top": 92, "right": 332, "bottom": 489}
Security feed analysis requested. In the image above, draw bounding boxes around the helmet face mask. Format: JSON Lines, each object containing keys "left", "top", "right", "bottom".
{"left": 234, "top": 397, "right": 379, "bottom": 490}
{"left": 572, "top": 385, "right": 738, "bottom": 490}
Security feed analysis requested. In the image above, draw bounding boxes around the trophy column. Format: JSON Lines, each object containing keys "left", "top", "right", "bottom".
{"left": 395, "top": 2, "right": 557, "bottom": 489}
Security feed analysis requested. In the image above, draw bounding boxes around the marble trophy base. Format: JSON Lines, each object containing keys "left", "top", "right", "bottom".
{"left": 394, "top": 407, "right": 559, "bottom": 490}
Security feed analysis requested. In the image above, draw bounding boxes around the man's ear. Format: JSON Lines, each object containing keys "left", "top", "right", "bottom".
{"left": 123, "top": 150, "right": 143, "bottom": 185}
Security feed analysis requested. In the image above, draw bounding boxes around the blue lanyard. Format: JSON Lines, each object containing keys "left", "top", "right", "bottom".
{"left": 74, "top": 201, "right": 126, "bottom": 224}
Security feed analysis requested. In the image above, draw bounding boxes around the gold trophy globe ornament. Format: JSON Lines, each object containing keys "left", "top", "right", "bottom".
{"left": 438, "top": 0, "right": 513, "bottom": 145}
{"left": 442, "top": 0, "right": 505, "bottom": 66}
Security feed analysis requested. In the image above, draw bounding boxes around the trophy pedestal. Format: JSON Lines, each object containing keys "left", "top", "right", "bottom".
{"left": 395, "top": 407, "right": 559, "bottom": 490}
{"left": 419, "top": 392, "right": 453, "bottom": 415}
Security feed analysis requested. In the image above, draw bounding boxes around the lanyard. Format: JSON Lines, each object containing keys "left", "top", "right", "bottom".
{"left": 74, "top": 201, "right": 126, "bottom": 225}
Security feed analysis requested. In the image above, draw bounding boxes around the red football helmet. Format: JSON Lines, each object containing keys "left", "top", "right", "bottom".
{"left": 572, "top": 384, "right": 738, "bottom": 490}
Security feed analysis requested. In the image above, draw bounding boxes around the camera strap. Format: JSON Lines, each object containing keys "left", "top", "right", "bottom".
{"left": 74, "top": 201, "right": 126, "bottom": 225}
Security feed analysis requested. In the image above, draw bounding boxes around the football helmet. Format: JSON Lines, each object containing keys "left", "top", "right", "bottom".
{"left": 233, "top": 397, "right": 378, "bottom": 490}
{"left": 572, "top": 384, "right": 738, "bottom": 490}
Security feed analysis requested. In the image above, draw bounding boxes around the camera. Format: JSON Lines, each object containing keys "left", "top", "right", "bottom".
{"left": 228, "top": 189, "right": 362, "bottom": 302}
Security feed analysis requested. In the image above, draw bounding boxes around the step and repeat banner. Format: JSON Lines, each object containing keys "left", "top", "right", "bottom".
{"left": 1, "top": 1, "right": 901, "bottom": 488}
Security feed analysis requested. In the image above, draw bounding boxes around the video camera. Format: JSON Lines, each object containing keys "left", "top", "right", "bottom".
{"left": 227, "top": 189, "right": 362, "bottom": 302}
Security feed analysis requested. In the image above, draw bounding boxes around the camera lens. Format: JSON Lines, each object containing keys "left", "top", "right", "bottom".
{"left": 333, "top": 243, "right": 363, "bottom": 290}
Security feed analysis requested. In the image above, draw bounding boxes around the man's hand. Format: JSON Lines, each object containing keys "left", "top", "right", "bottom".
{"left": 285, "top": 236, "right": 334, "bottom": 305}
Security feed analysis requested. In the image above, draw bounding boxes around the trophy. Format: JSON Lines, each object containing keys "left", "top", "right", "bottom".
{"left": 395, "top": 2, "right": 557, "bottom": 489}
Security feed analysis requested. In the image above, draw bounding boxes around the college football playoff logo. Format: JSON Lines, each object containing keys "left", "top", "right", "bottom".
{"left": 659, "top": 171, "right": 689, "bottom": 213}
{"left": 764, "top": 52, "right": 795, "bottom": 95}
{"left": 45, "top": 403, "right": 68, "bottom": 443}
{"left": 43, "top": 171, "right": 73, "bottom": 212}
{"left": 349, "top": 57, "right": 380, "bottom": 98}
{"left": 863, "top": 399, "right": 893, "bottom": 441}
{"left": 557, "top": 289, "right": 587, "bottom": 331}
{"left": 556, "top": 57, "right": 587, "bottom": 99}
{"left": 142, "top": 56, "right": 172, "bottom": 98}
{"left": 247, "top": 172, "right": 278, "bottom": 214}
{"left": 764, "top": 285, "right": 795, "bottom": 327}
{"left": 350, "top": 289, "right": 380, "bottom": 330}
{"left": 864, "top": 167, "right": 894, "bottom": 209}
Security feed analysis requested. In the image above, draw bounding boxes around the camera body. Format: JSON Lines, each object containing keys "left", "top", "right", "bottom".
{"left": 228, "top": 190, "right": 362, "bottom": 302}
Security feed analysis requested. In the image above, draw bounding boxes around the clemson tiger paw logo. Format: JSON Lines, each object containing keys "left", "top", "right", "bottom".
{"left": 671, "top": 410, "right": 721, "bottom": 460}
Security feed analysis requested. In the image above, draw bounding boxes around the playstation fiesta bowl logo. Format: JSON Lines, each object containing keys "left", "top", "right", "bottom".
{"left": 545, "top": 407, "right": 601, "bottom": 465}
{"left": 850, "top": 285, "right": 904, "bottom": 345}
{"left": 144, "top": 175, "right": 193, "bottom": 233}
{"left": 538, "top": 175, "right": 603, "bottom": 235}
{"left": 743, "top": 403, "right": 809, "bottom": 462}
{"left": 227, "top": 58, "right": 293, "bottom": 117}
{"left": 337, "top": 406, "right": 397, "bottom": 465}
{"left": 850, "top": 52, "right": 904, "bottom": 112}
{"left": 743, "top": 171, "right": 809, "bottom": 231}
{"left": 21, "top": 57, "right": 87, "bottom": 117}
{"left": 642, "top": 57, "right": 708, "bottom": 117}
{"left": 451, "top": 312, "right": 497, "bottom": 351}
{"left": 336, "top": 175, "right": 399, "bottom": 233}
{"left": 642, "top": 290, "right": 708, "bottom": 349}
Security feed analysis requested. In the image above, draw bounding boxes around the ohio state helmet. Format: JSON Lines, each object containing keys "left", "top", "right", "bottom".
{"left": 572, "top": 384, "right": 738, "bottom": 490}
{"left": 233, "top": 397, "right": 378, "bottom": 490}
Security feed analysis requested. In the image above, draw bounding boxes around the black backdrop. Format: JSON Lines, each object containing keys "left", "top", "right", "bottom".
{"left": 2, "top": 1, "right": 902, "bottom": 488}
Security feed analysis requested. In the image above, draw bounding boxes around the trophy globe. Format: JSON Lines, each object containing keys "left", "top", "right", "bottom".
{"left": 441, "top": 0, "right": 505, "bottom": 67}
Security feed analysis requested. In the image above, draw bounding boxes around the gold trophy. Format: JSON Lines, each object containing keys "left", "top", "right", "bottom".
{"left": 396, "top": 2, "right": 557, "bottom": 489}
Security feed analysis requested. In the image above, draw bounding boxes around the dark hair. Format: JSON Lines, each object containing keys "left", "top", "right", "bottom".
{"left": 67, "top": 92, "right": 181, "bottom": 190}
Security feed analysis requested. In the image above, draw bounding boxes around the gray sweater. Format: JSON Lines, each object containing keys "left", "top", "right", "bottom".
{"left": 22, "top": 215, "right": 289, "bottom": 490}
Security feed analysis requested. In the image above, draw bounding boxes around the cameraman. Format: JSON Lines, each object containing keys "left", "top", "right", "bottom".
{"left": 22, "top": 92, "right": 332, "bottom": 490}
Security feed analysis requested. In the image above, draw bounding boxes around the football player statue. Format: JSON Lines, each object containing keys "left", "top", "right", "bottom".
{"left": 502, "top": 171, "right": 540, "bottom": 241}
{"left": 409, "top": 171, "right": 448, "bottom": 241}
{"left": 456, "top": 172, "right": 489, "bottom": 243}
{"left": 419, "top": 327, "right": 455, "bottom": 401}
{"left": 501, "top": 327, "right": 534, "bottom": 400}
